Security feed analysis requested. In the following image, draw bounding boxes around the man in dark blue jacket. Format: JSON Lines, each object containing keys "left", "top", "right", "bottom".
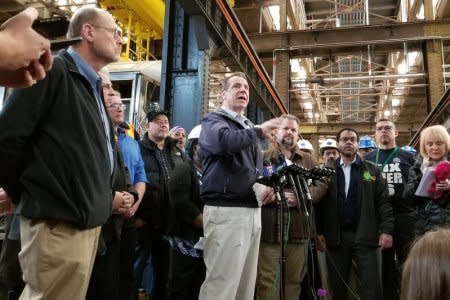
{"left": 316, "top": 128, "right": 394, "bottom": 300}
{"left": 198, "top": 72, "right": 281, "bottom": 300}
{"left": 0, "top": 7, "right": 122, "bottom": 300}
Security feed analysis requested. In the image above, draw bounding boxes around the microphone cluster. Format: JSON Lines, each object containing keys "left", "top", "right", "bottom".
{"left": 258, "top": 160, "right": 335, "bottom": 186}
{"left": 284, "top": 164, "right": 335, "bottom": 180}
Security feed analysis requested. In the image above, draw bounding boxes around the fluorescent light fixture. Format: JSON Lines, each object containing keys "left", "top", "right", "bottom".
{"left": 303, "top": 102, "right": 313, "bottom": 110}
{"left": 291, "top": 60, "right": 307, "bottom": 79}
{"left": 268, "top": 5, "right": 280, "bottom": 31}
{"left": 408, "top": 51, "right": 419, "bottom": 66}
{"left": 392, "top": 98, "right": 401, "bottom": 106}
{"left": 398, "top": 63, "right": 408, "bottom": 74}
{"left": 290, "top": 59, "right": 301, "bottom": 73}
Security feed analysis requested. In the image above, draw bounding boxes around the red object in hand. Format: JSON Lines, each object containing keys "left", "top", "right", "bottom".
{"left": 428, "top": 161, "right": 450, "bottom": 199}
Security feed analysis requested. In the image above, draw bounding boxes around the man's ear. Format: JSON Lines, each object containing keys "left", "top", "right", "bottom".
{"left": 82, "top": 23, "right": 95, "bottom": 43}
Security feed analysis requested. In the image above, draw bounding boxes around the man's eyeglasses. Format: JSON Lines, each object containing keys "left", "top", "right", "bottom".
{"left": 89, "top": 24, "right": 121, "bottom": 39}
{"left": 109, "top": 103, "right": 127, "bottom": 111}
{"left": 376, "top": 125, "right": 394, "bottom": 132}
{"left": 339, "top": 137, "right": 357, "bottom": 143}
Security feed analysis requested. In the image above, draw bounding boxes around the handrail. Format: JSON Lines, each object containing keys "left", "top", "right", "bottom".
{"left": 409, "top": 87, "right": 450, "bottom": 146}
{"left": 215, "top": 0, "right": 288, "bottom": 114}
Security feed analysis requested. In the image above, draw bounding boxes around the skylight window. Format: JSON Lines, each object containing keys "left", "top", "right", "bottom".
{"left": 303, "top": 102, "right": 313, "bottom": 110}
{"left": 290, "top": 59, "right": 307, "bottom": 79}
{"left": 268, "top": 5, "right": 281, "bottom": 31}
{"left": 416, "top": 4, "right": 424, "bottom": 19}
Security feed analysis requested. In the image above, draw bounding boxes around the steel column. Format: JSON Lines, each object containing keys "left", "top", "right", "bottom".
{"left": 160, "top": 0, "right": 208, "bottom": 133}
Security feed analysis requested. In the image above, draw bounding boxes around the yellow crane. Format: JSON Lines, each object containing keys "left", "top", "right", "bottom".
{"left": 99, "top": 0, "right": 165, "bottom": 61}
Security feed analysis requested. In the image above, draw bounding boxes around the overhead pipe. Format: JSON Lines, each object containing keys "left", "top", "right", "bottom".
{"left": 290, "top": 84, "right": 428, "bottom": 92}
{"left": 292, "top": 72, "right": 426, "bottom": 83}
{"left": 275, "top": 35, "right": 447, "bottom": 51}
{"left": 364, "top": 0, "right": 369, "bottom": 25}
{"left": 259, "top": 0, "right": 263, "bottom": 33}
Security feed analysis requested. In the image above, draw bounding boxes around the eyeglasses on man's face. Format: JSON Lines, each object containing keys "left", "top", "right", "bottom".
{"left": 376, "top": 125, "right": 394, "bottom": 132}
{"left": 108, "top": 103, "right": 126, "bottom": 111}
{"left": 89, "top": 23, "right": 121, "bottom": 39}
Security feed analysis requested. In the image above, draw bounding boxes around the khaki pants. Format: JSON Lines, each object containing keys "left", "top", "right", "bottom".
{"left": 199, "top": 206, "right": 261, "bottom": 300}
{"left": 256, "top": 241, "right": 308, "bottom": 300}
{"left": 19, "top": 217, "right": 100, "bottom": 300}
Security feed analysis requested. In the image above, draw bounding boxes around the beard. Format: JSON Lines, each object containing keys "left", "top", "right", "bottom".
{"left": 280, "top": 137, "right": 295, "bottom": 148}
{"left": 342, "top": 149, "right": 356, "bottom": 157}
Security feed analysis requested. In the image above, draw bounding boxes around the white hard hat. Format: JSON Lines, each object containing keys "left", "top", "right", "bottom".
{"left": 188, "top": 125, "right": 202, "bottom": 140}
{"left": 297, "top": 139, "right": 314, "bottom": 151}
{"left": 319, "top": 138, "right": 338, "bottom": 154}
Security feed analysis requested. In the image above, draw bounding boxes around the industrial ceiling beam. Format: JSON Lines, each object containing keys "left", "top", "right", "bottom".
{"left": 248, "top": 20, "right": 450, "bottom": 54}
{"left": 297, "top": 122, "right": 420, "bottom": 135}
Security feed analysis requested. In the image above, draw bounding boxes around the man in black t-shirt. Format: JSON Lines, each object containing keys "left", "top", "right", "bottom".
{"left": 365, "top": 118, "right": 415, "bottom": 300}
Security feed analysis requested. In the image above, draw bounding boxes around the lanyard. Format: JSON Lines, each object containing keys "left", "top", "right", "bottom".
{"left": 375, "top": 147, "right": 398, "bottom": 170}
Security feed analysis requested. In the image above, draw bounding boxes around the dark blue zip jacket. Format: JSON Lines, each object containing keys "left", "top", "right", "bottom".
{"left": 199, "top": 109, "right": 265, "bottom": 207}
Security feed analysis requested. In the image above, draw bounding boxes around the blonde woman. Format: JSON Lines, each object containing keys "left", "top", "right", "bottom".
{"left": 401, "top": 228, "right": 450, "bottom": 300}
{"left": 403, "top": 125, "right": 450, "bottom": 235}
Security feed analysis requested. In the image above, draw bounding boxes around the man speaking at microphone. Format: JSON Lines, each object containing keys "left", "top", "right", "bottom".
{"left": 255, "top": 114, "right": 327, "bottom": 300}
{"left": 198, "top": 72, "right": 281, "bottom": 300}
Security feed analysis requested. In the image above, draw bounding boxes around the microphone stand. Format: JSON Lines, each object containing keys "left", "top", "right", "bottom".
{"left": 286, "top": 172, "right": 318, "bottom": 299}
{"left": 272, "top": 176, "right": 288, "bottom": 300}
{"left": 285, "top": 165, "right": 332, "bottom": 300}
{"left": 258, "top": 170, "right": 289, "bottom": 300}
{"left": 260, "top": 155, "right": 335, "bottom": 300}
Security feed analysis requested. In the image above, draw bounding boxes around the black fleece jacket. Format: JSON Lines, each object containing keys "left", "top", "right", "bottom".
{"left": 316, "top": 157, "right": 394, "bottom": 247}
{"left": 0, "top": 50, "right": 113, "bottom": 229}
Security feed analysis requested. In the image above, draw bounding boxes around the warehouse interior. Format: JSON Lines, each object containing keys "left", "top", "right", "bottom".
{"left": 1, "top": 0, "right": 449, "bottom": 149}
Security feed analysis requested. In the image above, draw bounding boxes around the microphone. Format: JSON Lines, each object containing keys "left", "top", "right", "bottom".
{"left": 257, "top": 155, "right": 288, "bottom": 187}
{"left": 308, "top": 166, "right": 336, "bottom": 179}
{"left": 262, "top": 160, "right": 274, "bottom": 177}
{"left": 272, "top": 154, "right": 288, "bottom": 174}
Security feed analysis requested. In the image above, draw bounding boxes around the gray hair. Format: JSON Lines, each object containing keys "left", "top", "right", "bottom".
{"left": 67, "top": 7, "right": 102, "bottom": 38}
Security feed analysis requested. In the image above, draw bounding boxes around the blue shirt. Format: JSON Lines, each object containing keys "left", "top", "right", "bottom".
{"left": 339, "top": 155, "right": 358, "bottom": 197}
{"left": 337, "top": 155, "right": 361, "bottom": 228}
{"left": 67, "top": 48, "right": 114, "bottom": 174}
{"left": 118, "top": 129, "right": 148, "bottom": 184}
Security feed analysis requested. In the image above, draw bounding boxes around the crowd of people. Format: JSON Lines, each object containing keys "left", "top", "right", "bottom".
{"left": 0, "top": 5, "right": 449, "bottom": 300}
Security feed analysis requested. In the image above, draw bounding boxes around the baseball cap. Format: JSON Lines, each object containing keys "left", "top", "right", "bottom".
{"left": 146, "top": 102, "right": 168, "bottom": 121}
